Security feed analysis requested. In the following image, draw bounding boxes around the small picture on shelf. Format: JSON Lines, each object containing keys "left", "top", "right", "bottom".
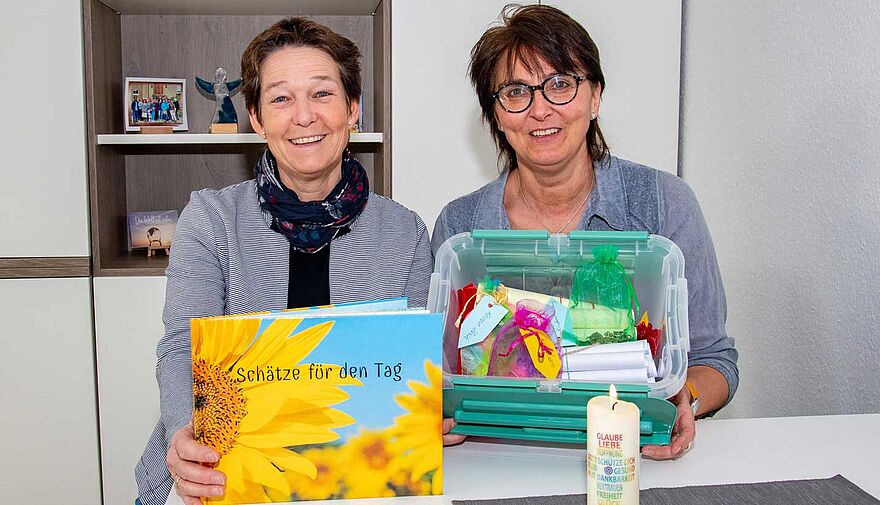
{"left": 125, "top": 77, "right": 188, "bottom": 132}
{"left": 127, "top": 210, "right": 179, "bottom": 257}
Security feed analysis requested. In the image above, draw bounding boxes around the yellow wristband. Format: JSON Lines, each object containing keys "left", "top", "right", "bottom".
{"left": 685, "top": 380, "right": 700, "bottom": 401}
{"left": 685, "top": 380, "right": 701, "bottom": 416}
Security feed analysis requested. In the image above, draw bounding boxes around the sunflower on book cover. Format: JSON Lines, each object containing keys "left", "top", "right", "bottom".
{"left": 192, "top": 317, "right": 360, "bottom": 504}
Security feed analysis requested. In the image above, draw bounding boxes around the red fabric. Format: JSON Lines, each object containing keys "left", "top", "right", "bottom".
{"left": 454, "top": 283, "right": 478, "bottom": 374}
{"left": 637, "top": 319, "right": 661, "bottom": 358}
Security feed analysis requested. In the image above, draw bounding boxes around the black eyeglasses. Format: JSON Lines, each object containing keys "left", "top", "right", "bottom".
{"left": 493, "top": 74, "right": 586, "bottom": 113}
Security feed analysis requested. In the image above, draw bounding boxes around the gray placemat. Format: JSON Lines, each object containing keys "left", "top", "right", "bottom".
{"left": 452, "top": 475, "right": 878, "bottom": 505}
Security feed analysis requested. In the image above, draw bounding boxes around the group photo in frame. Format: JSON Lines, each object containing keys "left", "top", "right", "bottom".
{"left": 124, "top": 77, "right": 188, "bottom": 132}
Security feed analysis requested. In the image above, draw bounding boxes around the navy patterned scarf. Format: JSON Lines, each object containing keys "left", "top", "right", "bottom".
{"left": 254, "top": 148, "right": 369, "bottom": 253}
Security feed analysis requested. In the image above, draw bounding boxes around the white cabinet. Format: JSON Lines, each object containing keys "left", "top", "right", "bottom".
{"left": 0, "top": 278, "right": 100, "bottom": 504}
{"left": 0, "top": 0, "right": 89, "bottom": 257}
{"left": 94, "top": 276, "right": 167, "bottom": 505}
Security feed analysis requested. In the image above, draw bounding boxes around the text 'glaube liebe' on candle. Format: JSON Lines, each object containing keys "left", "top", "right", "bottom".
{"left": 587, "top": 384, "right": 640, "bottom": 505}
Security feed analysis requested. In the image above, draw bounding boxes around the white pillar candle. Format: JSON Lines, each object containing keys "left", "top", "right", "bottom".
{"left": 587, "top": 384, "right": 640, "bottom": 505}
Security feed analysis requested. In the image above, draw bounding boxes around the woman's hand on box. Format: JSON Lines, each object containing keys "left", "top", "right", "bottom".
{"left": 166, "top": 421, "right": 226, "bottom": 504}
{"left": 442, "top": 417, "right": 467, "bottom": 446}
{"left": 640, "top": 386, "right": 695, "bottom": 460}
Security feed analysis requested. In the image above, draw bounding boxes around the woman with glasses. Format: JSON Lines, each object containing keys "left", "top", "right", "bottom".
{"left": 433, "top": 5, "right": 738, "bottom": 460}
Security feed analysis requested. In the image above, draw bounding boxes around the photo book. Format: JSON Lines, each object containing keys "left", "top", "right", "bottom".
{"left": 127, "top": 210, "right": 178, "bottom": 251}
{"left": 191, "top": 298, "right": 444, "bottom": 504}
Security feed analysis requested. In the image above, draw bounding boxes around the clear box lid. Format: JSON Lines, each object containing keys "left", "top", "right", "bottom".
{"left": 428, "top": 230, "right": 690, "bottom": 400}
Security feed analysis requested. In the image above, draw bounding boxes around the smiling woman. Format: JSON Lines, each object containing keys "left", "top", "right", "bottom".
{"left": 432, "top": 4, "right": 739, "bottom": 460}
{"left": 249, "top": 46, "right": 359, "bottom": 199}
{"left": 135, "top": 17, "right": 434, "bottom": 505}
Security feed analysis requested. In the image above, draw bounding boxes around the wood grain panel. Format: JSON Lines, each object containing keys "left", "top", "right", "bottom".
{"left": 122, "top": 148, "right": 373, "bottom": 215}
{"left": 124, "top": 146, "right": 256, "bottom": 212}
{"left": 100, "top": 0, "right": 377, "bottom": 16}
{"left": 85, "top": 7, "right": 387, "bottom": 276}
{"left": 0, "top": 257, "right": 90, "bottom": 278}
{"left": 100, "top": 251, "right": 168, "bottom": 277}
{"left": 373, "top": 0, "right": 392, "bottom": 196}
{"left": 119, "top": 15, "right": 373, "bottom": 134}
{"left": 94, "top": 146, "right": 127, "bottom": 274}
{"left": 84, "top": 0, "right": 126, "bottom": 275}
{"left": 85, "top": 0, "right": 123, "bottom": 136}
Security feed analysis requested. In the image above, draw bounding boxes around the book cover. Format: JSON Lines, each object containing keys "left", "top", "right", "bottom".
{"left": 191, "top": 308, "right": 444, "bottom": 504}
{"left": 127, "top": 210, "right": 178, "bottom": 250}
{"left": 283, "top": 297, "right": 409, "bottom": 315}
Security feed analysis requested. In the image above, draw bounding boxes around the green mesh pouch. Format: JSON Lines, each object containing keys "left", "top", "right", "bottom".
{"left": 565, "top": 245, "right": 639, "bottom": 345}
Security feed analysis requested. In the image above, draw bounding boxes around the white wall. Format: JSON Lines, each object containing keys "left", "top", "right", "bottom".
{"left": 681, "top": 1, "right": 880, "bottom": 418}
{"left": 393, "top": 0, "right": 681, "bottom": 231}
{"left": 0, "top": 0, "right": 90, "bottom": 257}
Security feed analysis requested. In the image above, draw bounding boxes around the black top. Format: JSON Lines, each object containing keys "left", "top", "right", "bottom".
{"left": 287, "top": 244, "right": 331, "bottom": 309}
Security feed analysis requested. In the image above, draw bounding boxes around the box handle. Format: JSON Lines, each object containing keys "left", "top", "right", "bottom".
{"left": 471, "top": 230, "right": 649, "bottom": 243}
{"left": 676, "top": 278, "right": 689, "bottom": 352}
{"left": 455, "top": 404, "right": 656, "bottom": 435}
{"left": 450, "top": 423, "right": 588, "bottom": 443}
{"left": 472, "top": 229, "right": 549, "bottom": 240}
{"left": 568, "top": 230, "right": 649, "bottom": 242}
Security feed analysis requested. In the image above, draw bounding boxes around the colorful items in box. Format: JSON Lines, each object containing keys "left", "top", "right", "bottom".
{"left": 454, "top": 280, "right": 564, "bottom": 379}
{"left": 487, "top": 299, "right": 561, "bottom": 379}
{"left": 454, "top": 282, "right": 478, "bottom": 375}
{"left": 457, "top": 295, "right": 507, "bottom": 376}
{"left": 636, "top": 311, "right": 663, "bottom": 358}
{"left": 477, "top": 277, "right": 508, "bottom": 305}
{"left": 450, "top": 272, "right": 669, "bottom": 384}
{"left": 567, "top": 245, "right": 639, "bottom": 346}
{"left": 455, "top": 280, "right": 510, "bottom": 377}
{"left": 453, "top": 259, "right": 650, "bottom": 381}
{"left": 565, "top": 302, "right": 633, "bottom": 345}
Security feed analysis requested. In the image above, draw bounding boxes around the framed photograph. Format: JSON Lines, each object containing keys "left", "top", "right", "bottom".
{"left": 124, "top": 77, "right": 188, "bottom": 132}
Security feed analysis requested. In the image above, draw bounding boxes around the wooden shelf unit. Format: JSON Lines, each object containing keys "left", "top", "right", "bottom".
{"left": 96, "top": 132, "right": 383, "bottom": 145}
{"left": 82, "top": 0, "right": 392, "bottom": 276}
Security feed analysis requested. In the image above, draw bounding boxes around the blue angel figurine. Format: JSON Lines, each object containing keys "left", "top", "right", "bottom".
{"left": 195, "top": 67, "right": 242, "bottom": 125}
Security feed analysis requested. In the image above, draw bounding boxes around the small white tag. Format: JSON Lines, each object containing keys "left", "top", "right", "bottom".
{"left": 547, "top": 299, "right": 573, "bottom": 345}
{"left": 458, "top": 296, "right": 509, "bottom": 348}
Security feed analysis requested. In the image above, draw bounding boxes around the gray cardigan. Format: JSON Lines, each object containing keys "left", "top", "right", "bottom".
{"left": 136, "top": 180, "right": 432, "bottom": 505}
{"left": 432, "top": 156, "right": 739, "bottom": 407}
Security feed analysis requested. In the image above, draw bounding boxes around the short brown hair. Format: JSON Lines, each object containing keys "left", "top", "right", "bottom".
{"left": 469, "top": 4, "right": 609, "bottom": 171}
{"left": 241, "top": 17, "right": 362, "bottom": 120}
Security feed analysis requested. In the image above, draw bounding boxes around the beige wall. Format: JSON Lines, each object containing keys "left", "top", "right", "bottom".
{"left": 392, "top": 0, "right": 682, "bottom": 231}
{"left": 680, "top": 0, "right": 880, "bottom": 418}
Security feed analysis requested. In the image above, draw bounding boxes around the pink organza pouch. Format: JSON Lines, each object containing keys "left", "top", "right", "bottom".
{"left": 487, "top": 299, "right": 561, "bottom": 378}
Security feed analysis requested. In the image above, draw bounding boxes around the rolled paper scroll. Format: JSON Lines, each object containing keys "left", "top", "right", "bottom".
{"left": 563, "top": 340, "right": 658, "bottom": 378}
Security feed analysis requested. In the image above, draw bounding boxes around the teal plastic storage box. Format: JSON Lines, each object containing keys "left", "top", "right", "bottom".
{"left": 427, "top": 230, "right": 689, "bottom": 445}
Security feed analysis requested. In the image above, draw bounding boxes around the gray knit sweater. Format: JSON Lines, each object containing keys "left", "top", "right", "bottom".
{"left": 432, "top": 156, "right": 739, "bottom": 406}
{"left": 136, "top": 180, "right": 432, "bottom": 505}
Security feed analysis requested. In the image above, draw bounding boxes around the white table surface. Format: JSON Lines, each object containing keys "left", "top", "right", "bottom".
{"left": 166, "top": 413, "right": 880, "bottom": 505}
